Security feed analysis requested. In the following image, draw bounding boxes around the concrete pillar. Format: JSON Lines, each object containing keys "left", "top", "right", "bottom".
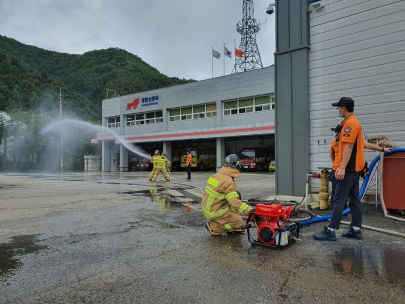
{"left": 275, "top": 0, "right": 310, "bottom": 196}
{"left": 163, "top": 141, "right": 172, "bottom": 162}
{"left": 120, "top": 144, "right": 128, "bottom": 172}
{"left": 112, "top": 143, "right": 120, "bottom": 172}
{"left": 216, "top": 137, "right": 225, "bottom": 172}
{"left": 164, "top": 109, "right": 169, "bottom": 132}
{"left": 215, "top": 99, "right": 222, "bottom": 128}
{"left": 102, "top": 140, "right": 111, "bottom": 172}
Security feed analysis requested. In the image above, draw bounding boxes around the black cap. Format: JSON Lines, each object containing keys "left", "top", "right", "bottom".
{"left": 331, "top": 124, "right": 343, "bottom": 133}
{"left": 332, "top": 97, "right": 354, "bottom": 108}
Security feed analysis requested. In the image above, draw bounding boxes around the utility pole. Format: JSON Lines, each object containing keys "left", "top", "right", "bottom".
{"left": 59, "top": 88, "right": 68, "bottom": 173}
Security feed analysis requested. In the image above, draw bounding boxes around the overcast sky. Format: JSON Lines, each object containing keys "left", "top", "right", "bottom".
{"left": 0, "top": 0, "right": 276, "bottom": 81}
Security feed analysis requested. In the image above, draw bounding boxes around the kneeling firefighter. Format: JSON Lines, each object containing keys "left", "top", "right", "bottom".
{"left": 202, "top": 154, "right": 253, "bottom": 236}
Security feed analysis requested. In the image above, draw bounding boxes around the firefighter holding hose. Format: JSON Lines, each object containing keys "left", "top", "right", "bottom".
{"left": 151, "top": 152, "right": 171, "bottom": 182}
{"left": 148, "top": 150, "right": 161, "bottom": 182}
{"left": 161, "top": 152, "right": 171, "bottom": 181}
{"left": 203, "top": 154, "right": 253, "bottom": 236}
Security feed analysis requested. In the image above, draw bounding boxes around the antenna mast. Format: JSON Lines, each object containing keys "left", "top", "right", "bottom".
{"left": 233, "top": 0, "right": 263, "bottom": 73}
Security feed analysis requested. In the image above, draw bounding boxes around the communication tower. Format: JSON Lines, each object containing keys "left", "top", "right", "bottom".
{"left": 233, "top": 0, "right": 263, "bottom": 73}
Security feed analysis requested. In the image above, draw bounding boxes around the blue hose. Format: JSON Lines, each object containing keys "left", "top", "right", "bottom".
{"left": 301, "top": 147, "right": 405, "bottom": 225}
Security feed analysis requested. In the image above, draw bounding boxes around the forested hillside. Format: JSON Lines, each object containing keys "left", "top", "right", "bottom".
{"left": 0, "top": 35, "right": 194, "bottom": 120}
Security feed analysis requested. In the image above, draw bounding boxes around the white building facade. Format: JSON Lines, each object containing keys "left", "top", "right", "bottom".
{"left": 98, "top": 67, "right": 275, "bottom": 172}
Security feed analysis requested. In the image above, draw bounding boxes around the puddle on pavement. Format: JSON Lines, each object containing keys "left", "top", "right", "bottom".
{"left": 332, "top": 247, "right": 405, "bottom": 287}
{"left": 0, "top": 234, "right": 49, "bottom": 282}
{"left": 0, "top": 184, "right": 26, "bottom": 189}
{"left": 118, "top": 190, "right": 156, "bottom": 196}
{"left": 150, "top": 217, "right": 183, "bottom": 229}
{"left": 118, "top": 188, "right": 199, "bottom": 213}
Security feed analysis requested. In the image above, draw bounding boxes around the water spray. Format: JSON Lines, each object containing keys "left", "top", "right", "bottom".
{"left": 41, "top": 119, "right": 151, "bottom": 160}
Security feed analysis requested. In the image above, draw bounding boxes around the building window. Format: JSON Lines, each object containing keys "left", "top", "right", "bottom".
{"left": 126, "top": 110, "right": 163, "bottom": 126}
{"left": 169, "top": 103, "right": 216, "bottom": 122}
{"left": 126, "top": 114, "right": 135, "bottom": 126}
{"left": 223, "top": 95, "right": 275, "bottom": 116}
{"left": 107, "top": 116, "right": 120, "bottom": 128}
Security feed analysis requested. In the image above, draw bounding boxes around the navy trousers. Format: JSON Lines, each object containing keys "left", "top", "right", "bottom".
{"left": 328, "top": 171, "right": 362, "bottom": 230}
{"left": 330, "top": 170, "right": 337, "bottom": 210}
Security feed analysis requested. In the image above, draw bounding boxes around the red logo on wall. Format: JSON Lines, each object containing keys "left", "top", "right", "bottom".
{"left": 126, "top": 98, "right": 140, "bottom": 110}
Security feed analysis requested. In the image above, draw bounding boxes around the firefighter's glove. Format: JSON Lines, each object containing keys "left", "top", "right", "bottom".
{"left": 248, "top": 208, "right": 256, "bottom": 217}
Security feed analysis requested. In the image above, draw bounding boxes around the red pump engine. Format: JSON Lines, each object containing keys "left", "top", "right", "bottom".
{"left": 243, "top": 200, "right": 305, "bottom": 248}
{"left": 255, "top": 204, "right": 296, "bottom": 246}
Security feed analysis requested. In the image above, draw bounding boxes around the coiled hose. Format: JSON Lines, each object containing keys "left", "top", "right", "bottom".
{"left": 301, "top": 147, "right": 405, "bottom": 225}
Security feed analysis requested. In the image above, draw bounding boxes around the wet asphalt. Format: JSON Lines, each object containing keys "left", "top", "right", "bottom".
{"left": 0, "top": 171, "right": 405, "bottom": 304}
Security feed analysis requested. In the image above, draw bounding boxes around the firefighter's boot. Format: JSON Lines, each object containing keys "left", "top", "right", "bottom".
{"left": 229, "top": 228, "right": 245, "bottom": 233}
{"left": 206, "top": 222, "right": 221, "bottom": 236}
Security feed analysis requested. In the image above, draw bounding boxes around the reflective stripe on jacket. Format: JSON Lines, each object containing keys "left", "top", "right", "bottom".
{"left": 161, "top": 156, "right": 171, "bottom": 167}
{"left": 151, "top": 155, "right": 161, "bottom": 169}
{"left": 202, "top": 166, "right": 252, "bottom": 219}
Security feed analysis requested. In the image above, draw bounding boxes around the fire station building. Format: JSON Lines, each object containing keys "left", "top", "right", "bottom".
{"left": 98, "top": 66, "right": 275, "bottom": 172}
{"left": 99, "top": 0, "right": 405, "bottom": 197}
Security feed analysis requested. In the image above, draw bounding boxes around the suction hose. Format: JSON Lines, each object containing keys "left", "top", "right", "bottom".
{"left": 301, "top": 147, "right": 405, "bottom": 225}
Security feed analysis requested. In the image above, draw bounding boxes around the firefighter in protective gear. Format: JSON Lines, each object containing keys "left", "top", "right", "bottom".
{"left": 152, "top": 153, "right": 171, "bottom": 182}
{"left": 160, "top": 152, "right": 171, "bottom": 182}
{"left": 148, "top": 150, "right": 161, "bottom": 181}
{"left": 202, "top": 154, "right": 253, "bottom": 236}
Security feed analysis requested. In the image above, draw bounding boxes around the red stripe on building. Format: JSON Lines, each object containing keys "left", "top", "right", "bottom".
{"left": 98, "top": 134, "right": 114, "bottom": 138}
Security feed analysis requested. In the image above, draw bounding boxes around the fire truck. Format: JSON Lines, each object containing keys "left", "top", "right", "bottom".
{"left": 135, "top": 148, "right": 154, "bottom": 171}
{"left": 170, "top": 149, "right": 182, "bottom": 171}
{"left": 239, "top": 147, "right": 271, "bottom": 171}
{"left": 181, "top": 147, "right": 216, "bottom": 171}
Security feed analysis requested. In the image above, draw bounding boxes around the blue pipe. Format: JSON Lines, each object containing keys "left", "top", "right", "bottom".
{"left": 301, "top": 148, "right": 405, "bottom": 225}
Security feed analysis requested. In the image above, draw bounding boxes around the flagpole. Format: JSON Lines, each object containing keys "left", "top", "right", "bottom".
{"left": 234, "top": 39, "right": 236, "bottom": 73}
{"left": 223, "top": 43, "right": 225, "bottom": 76}
{"left": 212, "top": 46, "right": 213, "bottom": 78}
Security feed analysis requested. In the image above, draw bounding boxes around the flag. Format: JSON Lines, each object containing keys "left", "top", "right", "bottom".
{"left": 212, "top": 50, "right": 221, "bottom": 59}
{"left": 235, "top": 48, "right": 244, "bottom": 58}
{"left": 224, "top": 46, "right": 232, "bottom": 58}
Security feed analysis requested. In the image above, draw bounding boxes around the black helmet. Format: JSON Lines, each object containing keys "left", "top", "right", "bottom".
{"left": 223, "top": 154, "right": 241, "bottom": 169}
{"left": 155, "top": 150, "right": 160, "bottom": 155}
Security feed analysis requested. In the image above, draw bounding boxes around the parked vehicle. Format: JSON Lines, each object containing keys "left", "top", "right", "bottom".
{"left": 181, "top": 147, "right": 216, "bottom": 171}
{"left": 135, "top": 148, "right": 154, "bottom": 171}
{"left": 171, "top": 149, "right": 182, "bottom": 171}
{"left": 269, "top": 160, "right": 275, "bottom": 171}
{"left": 239, "top": 147, "right": 271, "bottom": 171}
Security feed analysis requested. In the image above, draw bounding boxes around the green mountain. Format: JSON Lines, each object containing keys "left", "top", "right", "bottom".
{"left": 0, "top": 35, "right": 194, "bottom": 121}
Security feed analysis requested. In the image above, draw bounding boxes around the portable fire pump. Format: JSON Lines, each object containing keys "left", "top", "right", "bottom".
{"left": 242, "top": 199, "right": 313, "bottom": 248}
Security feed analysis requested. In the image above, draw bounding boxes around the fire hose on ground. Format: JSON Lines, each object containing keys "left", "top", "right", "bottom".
{"left": 300, "top": 147, "right": 405, "bottom": 238}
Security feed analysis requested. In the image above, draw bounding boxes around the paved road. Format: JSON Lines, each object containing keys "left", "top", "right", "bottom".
{"left": 1, "top": 172, "right": 404, "bottom": 303}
